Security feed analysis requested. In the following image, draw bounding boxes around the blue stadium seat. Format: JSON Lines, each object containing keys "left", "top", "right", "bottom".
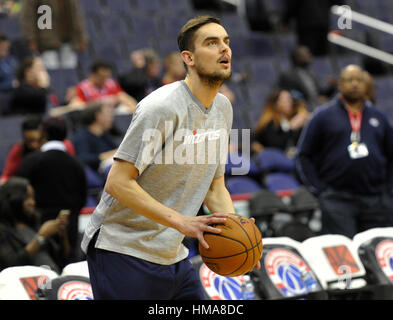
{"left": 162, "top": 16, "right": 188, "bottom": 38}
{"left": 336, "top": 54, "right": 362, "bottom": 70}
{"left": 228, "top": 35, "right": 250, "bottom": 59}
{"left": 99, "top": 15, "right": 129, "bottom": 40}
{"left": 130, "top": 14, "right": 160, "bottom": 39}
{"left": 374, "top": 76, "right": 393, "bottom": 101}
{"left": 165, "top": 0, "right": 194, "bottom": 16}
{"left": 93, "top": 43, "right": 124, "bottom": 70}
{"left": 246, "top": 32, "right": 277, "bottom": 57}
{"left": 123, "top": 35, "right": 156, "bottom": 57}
{"left": 246, "top": 57, "right": 279, "bottom": 84}
{"left": 134, "top": 0, "right": 163, "bottom": 13}
{"left": 157, "top": 37, "right": 179, "bottom": 57}
{"left": 105, "top": 0, "right": 133, "bottom": 16}
{"left": 0, "top": 144, "right": 12, "bottom": 174}
{"left": 0, "top": 16, "right": 21, "bottom": 40}
{"left": 311, "top": 56, "right": 334, "bottom": 81}
{"left": 225, "top": 176, "right": 262, "bottom": 195}
{"left": 256, "top": 148, "right": 295, "bottom": 173}
{"left": 0, "top": 116, "right": 24, "bottom": 143}
{"left": 48, "top": 70, "right": 65, "bottom": 102}
{"left": 220, "top": 13, "right": 250, "bottom": 36}
{"left": 245, "top": 82, "right": 271, "bottom": 122}
{"left": 264, "top": 172, "right": 300, "bottom": 193}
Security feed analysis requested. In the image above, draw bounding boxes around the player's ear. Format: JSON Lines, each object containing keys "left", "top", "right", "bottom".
{"left": 181, "top": 50, "right": 194, "bottom": 68}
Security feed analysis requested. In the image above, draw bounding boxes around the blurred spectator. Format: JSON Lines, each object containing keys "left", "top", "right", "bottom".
{"left": 0, "top": 177, "right": 70, "bottom": 272}
{"left": 20, "top": 0, "right": 88, "bottom": 70}
{"left": 16, "top": 116, "right": 87, "bottom": 260}
{"left": 363, "top": 70, "right": 375, "bottom": 104}
{"left": 118, "top": 48, "right": 162, "bottom": 102}
{"left": 50, "top": 60, "right": 137, "bottom": 116}
{"left": 282, "top": 0, "right": 344, "bottom": 56}
{"left": 0, "top": 115, "right": 75, "bottom": 184}
{"left": 8, "top": 56, "right": 49, "bottom": 115}
{"left": 0, "top": 0, "right": 20, "bottom": 16}
{"left": 72, "top": 103, "right": 117, "bottom": 176}
{"left": 161, "top": 51, "right": 186, "bottom": 85}
{"left": 278, "top": 46, "right": 336, "bottom": 110}
{"left": 252, "top": 89, "right": 309, "bottom": 157}
{"left": 296, "top": 65, "right": 393, "bottom": 238}
{"left": 0, "top": 33, "right": 18, "bottom": 92}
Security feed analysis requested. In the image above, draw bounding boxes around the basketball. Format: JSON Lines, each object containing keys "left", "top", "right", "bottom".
{"left": 199, "top": 213, "right": 263, "bottom": 277}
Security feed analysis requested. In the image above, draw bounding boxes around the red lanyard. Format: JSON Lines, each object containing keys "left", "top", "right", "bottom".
{"left": 347, "top": 108, "right": 362, "bottom": 142}
{"left": 348, "top": 109, "right": 362, "bottom": 132}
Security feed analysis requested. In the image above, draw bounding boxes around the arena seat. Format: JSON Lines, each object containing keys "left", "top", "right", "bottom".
{"left": 301, "top": 234, "right": 368, "bottom": 291}
{"left": 61, "top": 261, "right": 90, "bottom": 279}
{"left": 0, "top": 266, "right": 59, "bottom": 300}
{"left": 264, "top": 172, "right": 300, "bottom": 194}
{"left": 247, "top": 57, "right": 278, "bottom": 84}
{"left": 225, "top": 176, "right": 262, "bottom": 195}
{"left": 256, "top": 148, "right": 295, "bottom": 173}
{"left": 254, "top": 237, "right": 326, "bottom": 299}
{"left": 353, "top": 228, "right": 393, "bottom": 287}
{"left": 190, "top": 255, "right": 261, "bottom": 300}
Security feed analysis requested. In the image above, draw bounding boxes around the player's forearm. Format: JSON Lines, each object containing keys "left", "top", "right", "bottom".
{"left": 105, "top": 176, "right": 184, "bottom": 231}
{"left": 204, "top": 183, "right": 235, "bottom": 214}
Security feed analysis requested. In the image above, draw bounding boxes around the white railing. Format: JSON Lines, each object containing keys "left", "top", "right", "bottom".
{"left": 329, "top": 5, "right": 393, "bottom": 65}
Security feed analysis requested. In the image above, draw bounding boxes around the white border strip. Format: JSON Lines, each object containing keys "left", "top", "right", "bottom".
{"left": 331, "top": 5, "right": 393, "bottom": 36}
{"left": 328, "top": 32, "right": 393, "bottom": 65}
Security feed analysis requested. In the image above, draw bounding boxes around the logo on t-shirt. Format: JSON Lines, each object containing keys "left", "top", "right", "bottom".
{"left": 183, "top": 129, "right": 222, "bottom": 145}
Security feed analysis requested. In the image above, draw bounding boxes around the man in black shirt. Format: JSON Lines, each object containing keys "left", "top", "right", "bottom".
{"left": 17, "top": 116, "right": 87, "bottom": 261}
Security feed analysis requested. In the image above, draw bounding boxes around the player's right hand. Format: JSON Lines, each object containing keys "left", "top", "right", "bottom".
{"left": 177, "top": 213, "right": 228, "bottom": 249}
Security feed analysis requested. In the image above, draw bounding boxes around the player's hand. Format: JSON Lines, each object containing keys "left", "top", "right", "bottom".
{"left": 177, "top": 213, "right": 229, "bottom": 250}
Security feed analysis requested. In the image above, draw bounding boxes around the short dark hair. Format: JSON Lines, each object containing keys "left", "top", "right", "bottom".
{"left": 90, "top": 60, "right": 112, "bottom": 73}
{"left": 0, "top": 177, "right": 31, "bottom": 227}
{"left": 40, "top": 116, "right": 67, "bottom": 141}
{"left": 22, "top": 115, "right": 42, "bottom": 132}
{"left": 177, "top": 15, "right": 223, "bottom": 52}
{"left": 16, "top": 56, "right": 35, "bottom": 82}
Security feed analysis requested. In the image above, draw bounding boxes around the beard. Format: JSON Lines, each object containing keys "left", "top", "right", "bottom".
{"left": 341, "top": 92, "right": 364, "bottom": 104}
{"left": 195, "top": 64, "right": 232, "bottom": 88}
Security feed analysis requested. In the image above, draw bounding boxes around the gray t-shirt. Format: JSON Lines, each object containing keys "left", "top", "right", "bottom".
{"left": 81, "top": 81, "right": 233, "bottom": 265}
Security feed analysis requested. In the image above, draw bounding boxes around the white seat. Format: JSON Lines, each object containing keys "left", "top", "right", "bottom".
{"left": 352, "top": 227, "right": 393, "bottom": 285}
{"left": 61, "top": 261, "right": 90, "bottom": 279}
{"left": 258, "top": 237, "right": 323, "bottom": 298}
{"left": 301, "top": 235, "right": 367, "bottom": 290}
{"left": 0, "top": 266, "right": 58, "bottom": 300}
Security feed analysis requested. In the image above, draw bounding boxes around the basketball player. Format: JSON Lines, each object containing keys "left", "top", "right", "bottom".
{"left": 81, "top": 15, "right": 259, "bottom": 300}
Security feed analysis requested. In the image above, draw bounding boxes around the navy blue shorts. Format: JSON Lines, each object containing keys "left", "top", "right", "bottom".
{"left": 86, "top": 232, "right": 205, "bottom": 300}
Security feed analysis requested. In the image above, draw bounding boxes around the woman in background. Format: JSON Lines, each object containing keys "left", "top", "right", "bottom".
{"left": 0, "top": 177, "right": 69, "bottom": 272}
{"left": 252, "top": 89, "right": 310, "bottom": 157}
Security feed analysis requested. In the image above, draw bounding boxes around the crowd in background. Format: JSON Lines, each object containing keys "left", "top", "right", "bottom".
{"left": 0, "top": 0, "right": 392, "bottom": 272}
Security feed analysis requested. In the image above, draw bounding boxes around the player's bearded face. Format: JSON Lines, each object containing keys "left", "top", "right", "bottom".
{"left": 192, "top": 23, "right": 232, "bottom": 87}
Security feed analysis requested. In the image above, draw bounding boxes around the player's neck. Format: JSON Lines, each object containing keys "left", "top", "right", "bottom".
{"left": 184, "top": 75, "right": 221, "bottom": 109}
